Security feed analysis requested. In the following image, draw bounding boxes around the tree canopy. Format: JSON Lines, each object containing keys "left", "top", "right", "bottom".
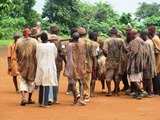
{"left": 0, "top": 0, "right": 160, "bottom": 40}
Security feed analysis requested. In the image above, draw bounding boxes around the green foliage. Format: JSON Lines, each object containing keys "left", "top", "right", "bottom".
{"left": 1, "top": 1, "right": 160, "bottom": 40}
{"left": 42, "top": 0, "right": 80, "bottom": 27}
{"left": 0, "top": 17, "right": 26, "bottom": 39}
{"left": 0, "top": 0, "right": 13, "bottom": 17}
{"left": 120, "top": 13, "right": 132, "bottom": 25}
{"left": 1, "top": 0, "right": 39, "bottom": 26}
{"left": 136, "top": 2, "right": 160, "bottom": 20}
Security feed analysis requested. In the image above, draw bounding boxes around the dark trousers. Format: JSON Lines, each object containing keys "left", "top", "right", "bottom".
{"left": 152, "top": 74, "right": 160, "bottom": 94}
{"left": 132, "top": 82, "right": 142, "bottom": 94}
{"left": 53, "top": 86, "right": 58, "bottom": 102}
{"left": 122, "top": 73, "right": 129, "bottom": 90}
{"left": 39, "top": 86, "right": 49, "bottom": 106}
{"left": 130, "top": 82, "right": 137, "bottom": 93}
{"left": 143, "top": 79, "right": 152, "bottom": 95}
{"left": 67, "top": 78, "right": 72, "bottom": 92}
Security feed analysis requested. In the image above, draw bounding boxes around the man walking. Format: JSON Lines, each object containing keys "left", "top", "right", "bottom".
{"left": 16, "top": 27, "right": 38, "bottom": 106}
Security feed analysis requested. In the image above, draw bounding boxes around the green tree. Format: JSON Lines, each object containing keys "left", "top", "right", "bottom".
{"left": 42, "top": 0, "right": 80, "bottom": 27}
{"left": 136, "top": 2, "right": 160, "bottom": 20}
{"left": 120, "top": 13, "right": 132, "bottom": 25}
{"left": 0, "top": 0, "right": 13, "bottom": 17}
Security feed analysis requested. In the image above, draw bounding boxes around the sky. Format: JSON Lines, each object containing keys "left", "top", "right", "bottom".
{"left": 34, "top": 0, "right": 160, "bottom": 14}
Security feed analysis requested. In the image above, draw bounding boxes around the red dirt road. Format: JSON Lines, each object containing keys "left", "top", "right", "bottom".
{"left": 0, "top": 46, "right": 160, "bottom": 120}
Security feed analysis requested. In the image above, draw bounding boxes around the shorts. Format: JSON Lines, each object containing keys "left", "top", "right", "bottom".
{"left": 19, "top": 77, "right": 35, "bottom": 93}
{"left": 105, "top": 68, "right": 120, "bottom": 82}
{"left": 127, "top": 72, "right": 143, "bottom": 82}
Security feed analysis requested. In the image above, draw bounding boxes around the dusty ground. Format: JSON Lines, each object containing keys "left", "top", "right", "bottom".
{"left": 0, "top": 46, "right": 160, "bottom": 120}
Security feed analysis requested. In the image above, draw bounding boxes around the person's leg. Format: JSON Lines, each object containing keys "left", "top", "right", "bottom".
{"left": 143, "top": 79, "right": 147, "bottom": 92}
{"left": 122, "top": 73, "right": 129, "bottom": 91}
{"left": 105, "top": 69, "right": 113, "bottom": 96}
{"left": 78, "top": 79, "right": 86, "bottom": 105}
{"left": 55, "top": 71, "right": 61, "bottom": 102}
{"left": 133, "top": 82, "right": 143, "bottom": 99}
{"left": 90, "top": 79, "right": 96, "bottom": 97}
{"left": 44, "top": 86, "right": 49, "bottom": 106}
{"left": 152, "top": 76, "right": 159, "bottom": 95}
{"left": 83, "top": 73, "right": 91, "bottom": 100}
{"left": 106, "top": 81, "right": 112, "bottom": 96}
{"left": 156, "top": 74, "right": 160, "bottom": 95}
{"left": 39, "top": 85, "right": 43, "bottom": 105}
{"left": 66, "top": 78, "right": 72, "bottom": 94}
{"left": 27, "top": 82, "right": 35, "bottom": 104}
{"left": 101, "top": 79, "right": 105, "bottom": 90}
{"left": 147, "top": 78, "right": 152, "bottom": 95}
{"left": 19, "top": 78, "right": 28, "bottom": 106}
{"left": 20, "top": 91, "right": 28, "bottom": 106}
{"left": 53, "top": 86, "right": 59, "bottom": 103}
{"left": 115, "top": 80, "right": 120, "bottom": 96}
{"left": 48, "top": 86, "right": 53, "bottom": 104}
{"left": 130, "top": 82, "right": 136, "bottom": 93}
{"left": 70, "top": 79, "right": 79, "bottom": 104}
{"left": 13, "top": 76, "right": 19, "bottom": 92}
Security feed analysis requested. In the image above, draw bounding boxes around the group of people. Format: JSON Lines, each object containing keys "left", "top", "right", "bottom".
{"left": 7, "top": 23, "right": 160, "bottom": 107}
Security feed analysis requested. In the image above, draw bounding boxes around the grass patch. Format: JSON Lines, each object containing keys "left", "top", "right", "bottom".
{"left": 0, "top": 40, "right": 13, "bottom": 46}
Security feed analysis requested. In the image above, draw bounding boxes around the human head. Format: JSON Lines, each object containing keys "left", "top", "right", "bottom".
{"left": 140, "top": 31, "right": 148, "bottom": 41}
{"left": 77, "top": 27, "right": 87, "bottom": 37}
{"left": 23, "top": 27, "right": 31, "bottom": 38}
{"left": 72, "top": 32, "right": 80, "bottom": 42}
{"left": 13, "top": 32, "right": 20, "bottom": 42}
{"left": 40, "top": 32, "right": 48, "bottom": 43}
{"left": 126, "top": 28, "right": 132, "bottom": 43}
{"left": 89, "top": 31, "right": 98, "bottom": 41}
{"left": 70, "top": 27, "right": 78, "bottom": 36}
{"left": 126, "top": 29, "right": 137, "bottom": 42}
{"left": 148, "top": 25, "right": 156, "bottom": 39}
{"left": 50, "top": 26, "right": 59, "bottom": 35}
{"left": 109, "top": 27, "right": 118, "bottom": 37}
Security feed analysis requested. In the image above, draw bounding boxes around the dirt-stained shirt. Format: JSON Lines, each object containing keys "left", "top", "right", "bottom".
{"left": 79, "top": 37, "right": 97, "bottom": 73}
{"left": 65, "top": 42, "right": 86, "bottom": 80}
{"left": 16, "top": 37, "right": 38, "bottom": 82}
{"left": 103, "top": 37, "right": 125, "bottom": 70}
{"left": 8, "top": 43, "right": 19, "bottom": 76}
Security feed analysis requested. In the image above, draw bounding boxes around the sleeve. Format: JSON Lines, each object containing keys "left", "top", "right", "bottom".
{"left": 35, "top": 45, "right": 39, "bottom": 60}
{"left": 103, "top": 40, "right": 108, "bottom": 56}
{"left": 7, "top": 45, "right": 11, "bottom": 70}
{"left": 91, "top": 42, "right": 97, "bottom": 57}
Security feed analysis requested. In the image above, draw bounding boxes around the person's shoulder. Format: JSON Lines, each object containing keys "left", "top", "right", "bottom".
{"left": 134, "top": 36, "right": 142, "bottom": 42}
{"left": 30, "top": 37, "right": 37, "bottom": 41}
{"left": 117, "top": 37, "right": 124, "bottom": 41}
{"left": 153, "top": 35, "right": 160, "bottom": 41}
{"left": 16, "top": 37, "right": 24, "bottom": 45}
{"left": 145, "top": 39, "right": 152, "bottom": 44}
{"left": 129, "top": 39, "right": 136, "bottom": 45}
{"left": 91, "top": 40, "right": 99, "bottom": 47}
{"left": 104, "top": 37, "right": 111, "bottom": 43}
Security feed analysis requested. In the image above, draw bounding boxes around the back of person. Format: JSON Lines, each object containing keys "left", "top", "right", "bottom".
{"left": 152, "top": 35, "right": 160, "bottom": 74}
{"left": 36, "top": 43, "right": 56, "bottom": 67}
{"left": 103, "top": 37, "right": 124, "bottom": 69}
{"left": 79, "top": 37, "right": 96, "bottom": 73}
{"left": 36, "top": 42, "right": 57, "bottom": 86}
{"left": 16, "top": 37, "right": 37, "bottom": 81}
{"left": 65, "top": 42, "right": 86, "bottom": 80}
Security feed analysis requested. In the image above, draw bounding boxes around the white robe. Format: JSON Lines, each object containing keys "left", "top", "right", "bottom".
{"left": 35, "top": 42, "right": 58, "bottom": 86}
